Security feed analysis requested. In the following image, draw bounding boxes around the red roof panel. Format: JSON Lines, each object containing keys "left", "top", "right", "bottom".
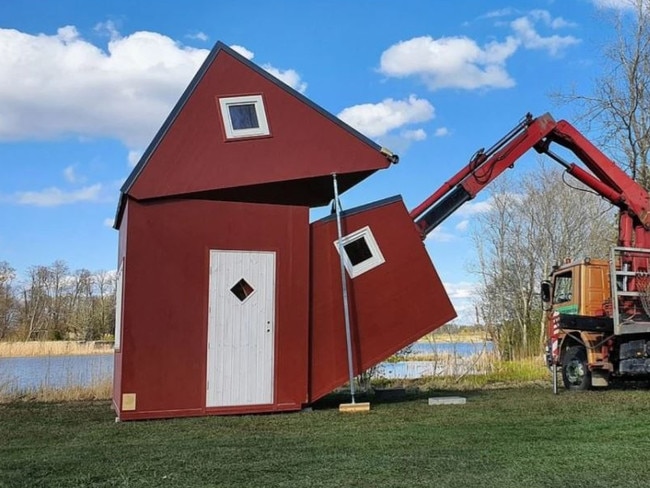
{"left": 125, "top": 42, "right": 394, "bottom": 207}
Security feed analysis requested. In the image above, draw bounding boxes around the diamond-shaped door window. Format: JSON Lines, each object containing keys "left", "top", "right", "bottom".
{"left": 230, "top": 278, "right": 255, "bottom": 302}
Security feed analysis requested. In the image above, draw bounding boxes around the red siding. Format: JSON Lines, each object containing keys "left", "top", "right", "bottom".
{"left": 116, "top": 198, "right": 309, "bottom": 419}
{"left": 309, "top": 198, "right": 456, "bottom": 402}
{"left": 129, "top": 49, "right": 390, "bottom": 203}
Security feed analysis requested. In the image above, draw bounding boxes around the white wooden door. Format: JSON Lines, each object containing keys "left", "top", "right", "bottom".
{"left": 206, "top": 250, "right": 276, "bottom": 407}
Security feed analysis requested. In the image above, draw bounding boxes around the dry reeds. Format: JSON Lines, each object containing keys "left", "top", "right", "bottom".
{"left": 0, "top": 377, "right": 112, "bottom": 403}
{"left": 423, "top": 329, "right": 491, "bottom": 344}
{"left": 374, "top": 353, "right": 549, "bottom": 391}
{"left": 372, "top": 336, "right": 549, "bottom": 390}
{"left": 0, "top": 341, "right": 113, "bottom": 358}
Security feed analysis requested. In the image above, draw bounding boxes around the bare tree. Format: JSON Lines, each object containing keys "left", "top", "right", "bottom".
{"left": 557, "top": 0, "right": 650, "bottom": 188}
{"left": 20, "top": 265, "right": 51, "bottom": 340}
{"left": 67, "top": 269, "right": 94, "bottom": 339}
{"left": 0, "top": 262, "right": 18, "bottom": 339}
{"left": 93, "top": 270, "right": 116, "bottom": 339}
{"left": 472, "top": 163, "right": 616, "bottom": 359}
{"left": 12, "top": 262, "right": 117, "bottom": 341}
{"left": 48, "top": 260, "right": 70, "bottom": 339}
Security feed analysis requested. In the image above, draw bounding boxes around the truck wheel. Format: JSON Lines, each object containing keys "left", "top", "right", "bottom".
{"left": 562, "top": 346, "right": 591, "bottom": 391}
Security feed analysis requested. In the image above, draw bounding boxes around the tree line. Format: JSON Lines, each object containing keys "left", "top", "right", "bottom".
{"left": 0, "top": 260, "right": 116, "bottom": 341}
{"left": 471, "top": 164, "right": 616, "bottom": 359}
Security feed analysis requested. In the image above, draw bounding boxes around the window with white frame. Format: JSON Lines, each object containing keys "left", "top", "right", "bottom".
{"left": 334, "top": 226, "right": 385, "bottom": 278}
{"left": 219, "top": 95, "right": 270, "bottom": 139}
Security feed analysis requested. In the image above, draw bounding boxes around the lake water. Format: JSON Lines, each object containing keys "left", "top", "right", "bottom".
{"left": 408, "top": 341, "right": 491, "bottom": 357}
{"left": 0, "top": 354, "right": 113, "bottom": 393}
{"left": 0, "top": 341, "right": 492, "bottom": 392}
{"left": 379, "top": 340, "right": 493, "bottom": 379}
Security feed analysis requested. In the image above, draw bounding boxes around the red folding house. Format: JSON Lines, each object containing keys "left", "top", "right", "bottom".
{"left": 112, "top": 42, "right": 455, "bottom": 420}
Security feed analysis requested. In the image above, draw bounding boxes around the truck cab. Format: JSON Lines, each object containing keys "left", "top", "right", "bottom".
{"left": 544, "top": 248, "right": 650, "bottom": 390}
{"left": 549, "top": 259, "right": 610, "bottom": 318}
{"left": 543, "top": 259, "right": 614, "bottom": 389}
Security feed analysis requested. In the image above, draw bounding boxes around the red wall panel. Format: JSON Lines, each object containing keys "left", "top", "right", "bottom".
{"left": 309, "top": 198, "right": 456, "bottom": 402}
{"left": 116, "top": 197, "right": 309, "bottom": 419}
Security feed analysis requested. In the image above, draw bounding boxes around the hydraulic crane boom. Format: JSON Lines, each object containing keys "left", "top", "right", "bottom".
{"left": 411, "top": 112, "right": 650, "bottom": 248}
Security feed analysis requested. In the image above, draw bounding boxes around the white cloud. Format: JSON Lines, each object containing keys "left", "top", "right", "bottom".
{"left": 0, "top": 28, "right": 308, "bottom": 148}
{"left": 401, "top": 128, "right": 427, "bottom": 141}
{"left": 127, "top": 150, "right": 142, "bottom": 168}
{"left": 444, "top": 281, "right": 479, "bottom": 300}
{"left": 379, "top": 11, "right": 579, "bottom": 91}
{"left": 379, "top": 35, "right": 518, "bottom": 90}
{"left": 442, "top": 281, "right": 480, "bottom": 325}
{"left": 455, "top": 220, "right": 469, "bottom": 231}
{"left": 425, "top": 225, "right": 456, "bottom": 243}
{"left": 422, "top": 217, "right": 470, "bottom": 243}
{"left": 454, "top": 192, "right": 524, "bottom": 217}
{"left": 0, "top": 26, "right": 209, "bottom": 148}
{"left": 337, "top": 95, "right": 434, "bottom": 138}
{"left": 94, "top": 20, "right": 120, "bottom": 40}
{"left": 511, "top": 15, "right": 580, "bottom": 56}
{"left": 11, "top": 184, "right": 104, "bottom": 207}
{"left": 230, "top": 44, "right": 254, "bottom": 59}
{"left": 262, "top": 64, "right": 308, "bottom": 93}
{"left": 63, "top": 165, "right": 80, "bottom": 183}
{"left": 103, "top": 217, "right": 115, "bottom": 227}
{"left": 434, "top": 127, "right": 449, "bottom": 137}
{"left": 455, "top": 199, "right": 494, "bottom": 216}
{"left": 527, "top": 10, "right": 576, "bottom": 29}
{"left": 187, "top": 31, "right": 209, "bottom": 42}
{"left": 483, "top": 8, "right": 519, "bottom": 19}
{"left": 230, "top": 45, "right": 307, "bottom": 93}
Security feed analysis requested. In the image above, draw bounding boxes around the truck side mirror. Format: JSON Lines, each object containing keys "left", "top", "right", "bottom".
{"left": 540, "top": 280, "right": 551, "bottom": 310}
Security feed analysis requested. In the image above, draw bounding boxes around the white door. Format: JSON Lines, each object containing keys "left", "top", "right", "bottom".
{"left": 206, "top": 250, "right": 276, "bottom": 407}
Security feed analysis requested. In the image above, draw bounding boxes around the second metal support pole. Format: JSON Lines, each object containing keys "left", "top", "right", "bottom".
{"left": 332, "top": 173, "right": 356, "bottom": 404}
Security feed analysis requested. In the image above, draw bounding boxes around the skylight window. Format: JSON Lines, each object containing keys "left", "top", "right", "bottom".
{"left": 219, "top": 95, "right": 270, "bottom": 139}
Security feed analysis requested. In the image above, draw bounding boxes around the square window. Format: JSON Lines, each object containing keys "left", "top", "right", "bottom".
{"left": 334, "top": 226, "right": 385, "bottom": 278}
{"left": 343, "top": 237, "right": 373, "bottom": 266}
{"left": 228, "top": 104, "right": 259, "bottom": 130}
{"left": 219, "top": 95, "right": 270, "bottom": 139}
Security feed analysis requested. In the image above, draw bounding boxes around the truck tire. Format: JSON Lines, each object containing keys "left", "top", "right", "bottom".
{"left": 562, "top": 346, "right": 591, "bottom": 391}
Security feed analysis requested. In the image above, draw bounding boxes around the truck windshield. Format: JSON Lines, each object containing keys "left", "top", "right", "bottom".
{"left": 553, "top": 271, "right": 573, "bottom": 304}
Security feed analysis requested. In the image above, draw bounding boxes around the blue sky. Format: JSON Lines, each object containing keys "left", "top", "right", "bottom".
{"left": 0, "top": 0, "right": 632, "bottom": 323}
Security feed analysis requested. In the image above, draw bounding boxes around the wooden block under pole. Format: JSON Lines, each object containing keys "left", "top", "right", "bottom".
{"left": 338, "top": 402, "right": 371, "bottom": 413}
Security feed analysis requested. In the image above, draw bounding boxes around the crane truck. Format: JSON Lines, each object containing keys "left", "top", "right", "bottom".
{"left": 409, "top": 112, "right": 650, "bottom": 390}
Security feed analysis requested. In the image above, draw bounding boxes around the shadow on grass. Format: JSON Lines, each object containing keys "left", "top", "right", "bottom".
{"left": 310, "top": 384, "right": 488, "bottom": 411}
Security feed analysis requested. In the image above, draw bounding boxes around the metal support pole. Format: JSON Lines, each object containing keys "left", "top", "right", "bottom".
{"left": 332, "top": 173, "right": 356, "bottom": 404}
{"left": 552, "top": 363, "right": 558, "bottom": 395}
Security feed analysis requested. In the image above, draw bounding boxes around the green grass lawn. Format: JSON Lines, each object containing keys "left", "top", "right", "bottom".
{"left": 1, "top": 386, "right": 649, "bottom": 488}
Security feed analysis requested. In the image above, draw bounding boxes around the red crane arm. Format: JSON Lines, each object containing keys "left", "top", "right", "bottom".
{"left": 543, "top": 120, "right": 650, "bottom": 230}
{"left": 411, "top": 113, "right": 556, "bottom": 236}
{"left": 411, "top": 112, "right": 650, "bottom": 242}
